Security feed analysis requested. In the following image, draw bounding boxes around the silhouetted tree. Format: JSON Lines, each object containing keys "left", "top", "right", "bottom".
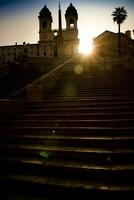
{"left": 112, "top": 7, "right": 127, "bottom": 55}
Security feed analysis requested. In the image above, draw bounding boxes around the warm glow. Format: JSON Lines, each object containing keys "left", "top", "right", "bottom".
{"left": 79, "top": 37, "right": 93, "bottom": 55}
{"left": 74, "top": 64, "right": 83, "bottom": 75}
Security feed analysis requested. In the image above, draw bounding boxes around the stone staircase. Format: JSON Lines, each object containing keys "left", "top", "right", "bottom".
{"left": 0, "top": 71, "right": 134, "bottom": 199}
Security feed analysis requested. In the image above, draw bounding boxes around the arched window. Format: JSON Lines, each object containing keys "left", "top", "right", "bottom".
{"left": 69, "top": 19, "right": 74, "bottom": 28}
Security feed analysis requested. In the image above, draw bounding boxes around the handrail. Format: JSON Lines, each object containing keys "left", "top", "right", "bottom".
{"left": 8, "top": 56, "right": 77, "bottom": 100}
{"left": 0, "top": 56, "right": 78, "bottom": 120}
{"left": 30, "top": 56, "right": 76, "bottom": 85}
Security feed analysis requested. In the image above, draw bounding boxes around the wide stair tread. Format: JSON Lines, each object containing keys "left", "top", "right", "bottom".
{"left": 1, "top": 71, "right": 134, "bottom": 197}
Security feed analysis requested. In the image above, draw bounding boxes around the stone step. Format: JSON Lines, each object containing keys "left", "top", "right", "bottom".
{"left": 46, "top": 94, "right": 134, "bottom": 99}
{"left": 50, "top": 87, "right": 134, "bottom": 93}
{"left": 1, "top": 134, "right": 133, "bottom": 140}
{"left": 1, "top": 135, "right": 134, "bottom": 149}
{"left": 26, "top": 97, "right": 134, "bottom": 105}
{"left": 15, "top": 112, "right": 134, "bottom": 120}
{"left": 24, "top": 101, "right": 134, "bottom": 112}
{"left": 49, "top": 90, "right": 134, "bottom": 94}
{"left": 7, "top": 119, "right": 134, "bottom": 128}
{"left": 20, "top": 104, "right": 134, "bottom": 112}
{"left": 1, "top": 173, "right": 134, "bottom": 199}
{"left": 21, "top": 107, "right": 134, "bottom": 115}
{"left": 1, "top": 158, "right": 134, "bottom": 185}
{"left": 48, "top": 90, "right": 134, "bottom": 94}
{"left": 1, "top": 145, "right": 134, "bottom": 165}
{"left": 1, "top": 126, "right": 133, "bottom": 137}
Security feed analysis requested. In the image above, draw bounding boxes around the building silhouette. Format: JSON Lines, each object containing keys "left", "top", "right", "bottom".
{"left": 0, "top": 3, "right": 79, "bottom": 63}
{"left": 94, "top": 30, "right": 134, "bottom": 58}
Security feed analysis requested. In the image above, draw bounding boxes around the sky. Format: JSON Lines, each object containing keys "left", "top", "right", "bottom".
{"left": 0, "top": 0, "right": 134, "bottom": 47}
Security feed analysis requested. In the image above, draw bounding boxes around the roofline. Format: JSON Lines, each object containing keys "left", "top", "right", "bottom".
{"left": 95, "top": 30, "right": 134, "bottom": 40}
{"left": 0, "top": 43, "right": 38, "bottom": 48}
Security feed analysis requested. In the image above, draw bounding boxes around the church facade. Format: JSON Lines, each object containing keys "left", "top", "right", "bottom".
{"left": 0, "top": 3, "right": 79, "bottom": 64}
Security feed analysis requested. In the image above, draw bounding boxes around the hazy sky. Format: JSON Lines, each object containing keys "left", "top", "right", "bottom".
{"left": 0, "top": 0, "right": 134, "bottom": 46}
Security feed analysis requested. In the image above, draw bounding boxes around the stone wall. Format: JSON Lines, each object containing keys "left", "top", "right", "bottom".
{"left": 0, "top": 64, "right": 10, "bottom": 78}
{"left": 25, "top": 56, "right": 71, "bottom": 73}
{"left": 0, "top": 100, "right": 25, "bottom": 123}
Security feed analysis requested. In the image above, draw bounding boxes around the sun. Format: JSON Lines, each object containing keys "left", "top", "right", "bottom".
{"left": 79, "top": 37, "right": 93, "bottom": 55}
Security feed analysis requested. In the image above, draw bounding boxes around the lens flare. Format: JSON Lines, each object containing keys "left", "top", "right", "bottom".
{"left": 74, "top": 65, "right": 83, "bottom": 75}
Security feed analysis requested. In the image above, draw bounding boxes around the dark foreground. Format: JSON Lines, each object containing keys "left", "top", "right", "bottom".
{"left": 0, "top": 70, "right": 134, "bottom": 199}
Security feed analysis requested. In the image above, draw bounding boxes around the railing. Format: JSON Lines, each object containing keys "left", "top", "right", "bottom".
{"left": 0, "top": 56, "right": 77, "bottom": 121}
{"left": 8, "top": 56, "right": 77, "bottom": 101}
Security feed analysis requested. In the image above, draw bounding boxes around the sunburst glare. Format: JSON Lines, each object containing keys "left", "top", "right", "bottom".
{"left": 79, "top": 36, "right": 93, "bottom": 55}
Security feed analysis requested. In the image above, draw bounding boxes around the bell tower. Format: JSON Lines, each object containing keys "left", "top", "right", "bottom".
{"left": 65, "top": 3, "right": 78, "bottom": 30}
{"left": 64, "top": 3, "right": 79, "bottom": 55}
{"left": 38, "top": 5, "right": 53, "bottom": 41}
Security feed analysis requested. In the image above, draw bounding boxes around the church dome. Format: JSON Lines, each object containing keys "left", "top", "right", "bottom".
{"left": 39, "top": 5, "right": 53, "bottom": 22}
{"left": 65, "top": 3, "right": 78, "bottom": 19}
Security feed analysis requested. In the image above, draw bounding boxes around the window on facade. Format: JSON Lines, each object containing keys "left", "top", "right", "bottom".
{"left": 37, "top": 51, "right": 40, "bottom": 56}
{"left": 70, "top": 23, "right": 74, "bottom": 28}
{"left": 69, "top": 19, "right": 74, "bottom": 28}
{"left": 44, "top": 51, "right": 46, "bottom": 56}
{"left": 24, "top": 48, "right": 28, "bottom": 54}
{"left": 43, "top": 21, "right": 47, "bottom": 28}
